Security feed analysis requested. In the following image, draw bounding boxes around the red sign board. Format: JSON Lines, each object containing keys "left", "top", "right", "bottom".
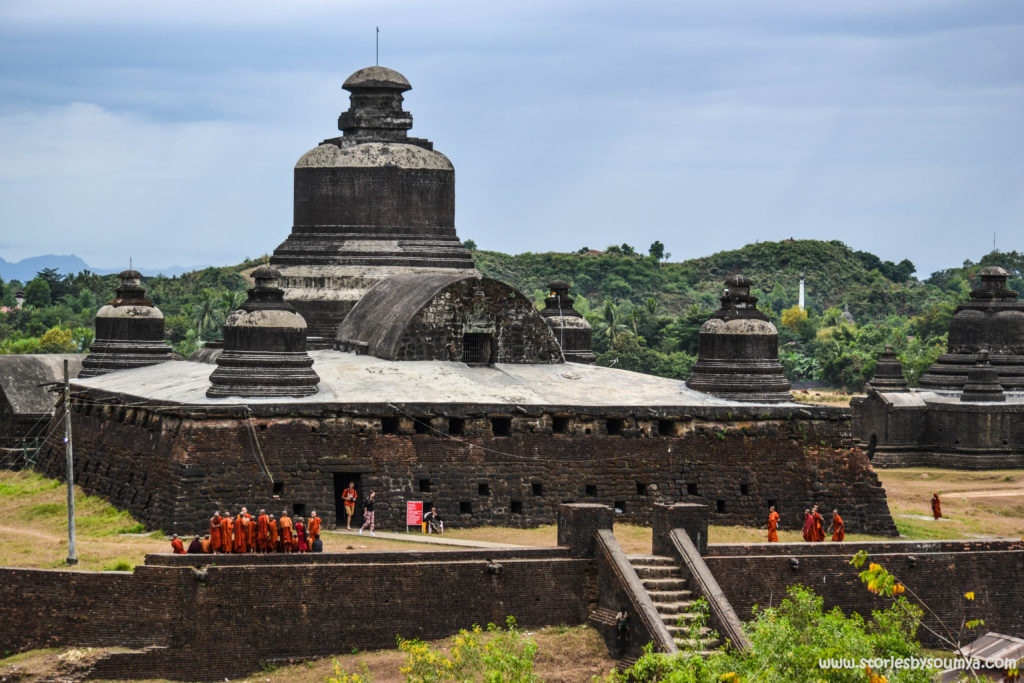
{"left": 406, "top": 501, "right": 423, "bottom": 526}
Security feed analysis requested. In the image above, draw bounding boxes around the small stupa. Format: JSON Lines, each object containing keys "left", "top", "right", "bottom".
{"left": 960, "top": 353, "right": 1005, "bottom": 403}
{"left": 207, "top": 267, "right": 320, "bottom": 398}
{"left": 685, "top": 275, "right": 791, "bottom": 402}
{"left": 539, "top": 281, "right": 595, "bottom": 364}
{"left": 866, "top": 346, "right": 908, "bottom": 393}
{"left": 79, "top": 270, "right": 173, "bottom": 378}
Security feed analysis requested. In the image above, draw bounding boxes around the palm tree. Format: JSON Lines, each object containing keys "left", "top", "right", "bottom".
{"left": 598, "top": 301, "right": 628, "bottom": 343}
{"left": 193, "top": 288, "right": 220, "bottom": 336}
{"left": 220, "top": 290, "right": 246, "bottom": 322}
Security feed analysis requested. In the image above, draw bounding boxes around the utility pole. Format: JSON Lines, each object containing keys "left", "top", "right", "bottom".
{"left": 64, "top": 359, "right": 77, "bottom": 565}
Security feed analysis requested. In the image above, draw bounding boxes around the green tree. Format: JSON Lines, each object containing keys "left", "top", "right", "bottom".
{"left": 616, "top": 584, "right": 933, "bottom": 683}
{"left": 193, "top": 288, "right": 221, "bottom": 337}
{"left": 38, "top": 326, "right": 75, "bottom": 353}
{"left": 23, "top": 278, "right": 51, "bottom": 308}
{"left": 649, "top": 240, "right": 666, "bottom": 261}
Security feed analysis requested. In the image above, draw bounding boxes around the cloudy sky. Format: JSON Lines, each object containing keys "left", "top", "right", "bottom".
{"left": 1, "top": 1, "right": 1022, "bottom": 278}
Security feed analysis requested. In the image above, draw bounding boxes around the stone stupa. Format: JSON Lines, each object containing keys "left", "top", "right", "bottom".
{"left": 539, "top": 281, "right": 595, "bottom": 364}
{"left": 207, "top": 266, "right": 320, "bottom": 398}
{"left": 79, "top": 270, "right": 174, "bottom": 378}
{"left": 918, "top": 266, "right": 1024, "bottom": 390}
{"left": 270, "top": 66, "right": 477, "bottom": 344}
{"left": 685, "top": 274, "right": 791, "bottom": 402}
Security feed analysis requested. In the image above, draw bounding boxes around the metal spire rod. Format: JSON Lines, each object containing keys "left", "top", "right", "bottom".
{"left": 376, "top": 27, "right": 379, "bottom": 66}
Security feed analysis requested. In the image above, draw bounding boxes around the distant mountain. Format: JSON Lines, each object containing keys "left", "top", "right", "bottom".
{"left": 0, "top": 254, "right": 199, "bottom": 282}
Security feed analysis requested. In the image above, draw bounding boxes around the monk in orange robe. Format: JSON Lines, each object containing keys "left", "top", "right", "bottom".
{"left": 220, "top": 514, "right": 234, "bottom": 554}
{"left": 268, "top": 515, "right": 279, "bottom": 553}
{"left": 830, "top": 510, "right": 845, "bottom": 542}
{"left": 246, "top": 516, "right": 256, "bottom": 552}
{"left": 801, "top": 509, "right": 814, "bottom": 542}
{"left": 279, "top": 511, "right": 294, "bottom": 553}
{"left": 931, "top": 493, "right": 942, "bottom": 520}
{"left": 307, "top": 511, "right": 321, "bottom": 540}
{"left": 812, "top": 505, "right": 825, "bottom": 542}
{"left": 200, "top": 536, "right": 212, "bottom": 554}
{"left": 170, "top": 534, "right": 186, "bottom": 554}
{"left": 767, "top": 506, "right": 780, "bottom": 543}
{"left": 234, "top": 512, "right": 249, "bottom": 553}
{"left": 210, "top": 512, "right": 223, "bottom": 553}
{"left": 256, "top": 510, "right": 270, "bottom": 553}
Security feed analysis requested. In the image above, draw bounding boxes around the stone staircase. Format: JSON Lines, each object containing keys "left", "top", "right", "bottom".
{"left": 628, "top": 554, "right": 723, "bottom": 655}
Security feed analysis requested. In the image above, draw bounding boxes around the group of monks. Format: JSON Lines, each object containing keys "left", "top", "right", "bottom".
{"left": 765, "top": 504, "right": 844, "bottom": 542}
{"left": 170, "top": 507, "right": 323, "bottom": 554}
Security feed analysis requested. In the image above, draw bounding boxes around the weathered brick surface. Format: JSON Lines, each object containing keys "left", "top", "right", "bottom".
{"left": 705, "top": 539, "right": 1024, "bottom": 648}
{"left": 33, "top": 400, "right": 897, "bottom": 538}
{"left": 0, "top": 550, "right": 591, "bottom": 681}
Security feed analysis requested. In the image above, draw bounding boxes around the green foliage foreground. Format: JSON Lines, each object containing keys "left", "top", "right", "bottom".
{"left": 329, "top": 616, "right": 540, "bottom": 683}
{"left": 611, "top": 585, "right": 934, "bottom": 683}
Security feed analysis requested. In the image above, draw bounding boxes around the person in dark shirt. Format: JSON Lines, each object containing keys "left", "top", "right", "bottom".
{"left": 423, "top": 506, "right": 443, "bottom": 534}
{"left": 186, "top": 535, "right": 203, "bottom": 554}
{"left": 311, "top": 534, "right": 323, "bottom": 552}
{"left": 359, "top": 491, "right": 376, "bottom": 536}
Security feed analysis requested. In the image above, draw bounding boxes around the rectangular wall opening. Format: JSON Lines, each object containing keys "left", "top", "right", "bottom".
{"left": 491, "top": 417, "right": 511, "bottom": 437}
{"left": 605, "top": 418, "right": 624, "bottom": 436}
{"left": 462, "top": 333, "right": 493, "bottom": 365}
{"left": 448, "top": 417, "right": 465, "bottom": 436}
{"left": 552, "top": 416, "right": 570, "bottom": 434}
{"left": 510, "top": 500, "right": 523, "bottom": 514}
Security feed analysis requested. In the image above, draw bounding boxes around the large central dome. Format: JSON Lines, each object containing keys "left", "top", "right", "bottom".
{"left": 269, "top": 66, "right": 477, "bottom": 341}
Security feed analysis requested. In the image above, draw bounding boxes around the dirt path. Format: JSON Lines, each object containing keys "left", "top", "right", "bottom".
{"left": 943, "top": 488, "right": 1024, "bottom": 499}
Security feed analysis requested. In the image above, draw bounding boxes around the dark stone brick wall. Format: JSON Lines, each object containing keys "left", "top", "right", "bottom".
{"left": 0, "top": 550, "right": 591, "bottom": 682}
{"left": 34, "top": 400, "right": 897, "bottom": 537}
{"left": 0, "top": 567, "right": 177, "bottom": 653}
{"left": 705, "top": 539, "right": 1024, "bottom": 649}
{"left": 854, "top": 391, "right": 1024, "bottom": 469}
{"left": 391, "top": 277, "right": 563, "bottom": 363}
{"left": 293, "top": 167, "right": 455, "bottom": 233}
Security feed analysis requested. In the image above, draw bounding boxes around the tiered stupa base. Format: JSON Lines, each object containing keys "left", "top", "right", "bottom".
{"left": 207, "top": 351, "right": 320, "bottom": 398}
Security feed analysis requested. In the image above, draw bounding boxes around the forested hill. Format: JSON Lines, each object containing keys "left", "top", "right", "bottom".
{"left": 473, "top": 239, "right": 927, "bottom": 321}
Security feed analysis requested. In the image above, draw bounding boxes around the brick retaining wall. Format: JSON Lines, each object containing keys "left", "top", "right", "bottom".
{"left": 0, "top": 549, "right": 592, "bottom": 681}
{"left": 705, "top": 539, "right": 1024, "bottom": 648}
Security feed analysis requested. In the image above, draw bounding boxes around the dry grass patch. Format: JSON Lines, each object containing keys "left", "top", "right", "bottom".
{"left": 874, "top": 467, "right": 1024, "bottom": 540}
{"left": 791, "top": 389, "right": 853, "bottom": 406}
{"left": 89, "top": 625, "right": 614, "bottom": 683}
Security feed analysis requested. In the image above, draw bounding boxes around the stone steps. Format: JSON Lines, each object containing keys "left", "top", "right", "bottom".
{"left": 626, "top": 554, "right": 726, "bottom": 658}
